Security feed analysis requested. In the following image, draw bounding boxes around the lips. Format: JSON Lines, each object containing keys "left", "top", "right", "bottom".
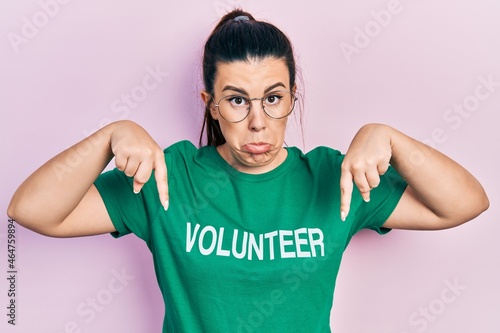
{"left": 243, "top": 142, "right": 272, "bottom": 154}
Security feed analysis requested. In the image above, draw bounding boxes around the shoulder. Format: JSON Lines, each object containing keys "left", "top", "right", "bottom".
{"left": 164, "top": 140, "right": 198, "bottom": 155}
{"left": 304, "top": 146, "right": 343, "bottom": 159}
{"left": 162, "top": 141, "right": 199, "bottom": 179}
{"left": 286, "top": 145, "right": 344, "bottom": 178}
{"left": 291, "top": 146, "right": 344, "bottom": 166}
{"left": 163, "top": 141, "right": 219, "bottom": 163}
{"left": 163, "top": 141, "right": 220, "bottom": 178}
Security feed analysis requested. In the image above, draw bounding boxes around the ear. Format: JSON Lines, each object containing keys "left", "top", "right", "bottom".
{"left": 291, "top": 84, "right": 297, "bottom": 95}
{"left": 201, "top": 90, "right": 219, "bottom": 120}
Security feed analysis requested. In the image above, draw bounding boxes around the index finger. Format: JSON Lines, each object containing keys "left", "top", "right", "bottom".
{"left": 153, "top": 155, "right": 169, "bottom": 211}
{"left": 339, "top": 168, "right": 354, "bottom": 222}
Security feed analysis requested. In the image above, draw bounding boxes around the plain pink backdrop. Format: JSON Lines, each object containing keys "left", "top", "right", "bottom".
{"left": 1, "top": 0, "right": 499, "bottom": 332}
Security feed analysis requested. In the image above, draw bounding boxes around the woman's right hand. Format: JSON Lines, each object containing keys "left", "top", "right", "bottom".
{"left": 110, "top": 121, "right": 169, "bottom": 210}
{"left": 8, "top": 120, "right": 169, "bottom": 237}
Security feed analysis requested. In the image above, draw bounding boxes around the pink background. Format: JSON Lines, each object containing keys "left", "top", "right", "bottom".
{"left": 1, "top": 0, "right": 499, "bottom": 332}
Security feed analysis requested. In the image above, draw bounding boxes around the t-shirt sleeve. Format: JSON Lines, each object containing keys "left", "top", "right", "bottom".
{"left": 94, "top": 162, "right": 164, "bottom": 244}
{"left": 307, "top": 146, "right": 407, "bottom": 236}
{"left": 350, "top": 165, "right": 408, "bottom": 236}
{"left": 93, "top": 140, "right": 195, "bottom": 244}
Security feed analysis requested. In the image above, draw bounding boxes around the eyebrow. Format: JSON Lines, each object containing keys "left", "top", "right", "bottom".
{"left": 221, "top": 82, "right": 287, "bottom": 95}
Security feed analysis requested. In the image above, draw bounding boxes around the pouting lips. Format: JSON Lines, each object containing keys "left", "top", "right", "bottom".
{"left": 243, "top": 143, "right": 272, "bottom": 154}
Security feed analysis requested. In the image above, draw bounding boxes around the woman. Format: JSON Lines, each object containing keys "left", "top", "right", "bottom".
{"left": 8, "top": 9, "right": 488, "bottom": 333}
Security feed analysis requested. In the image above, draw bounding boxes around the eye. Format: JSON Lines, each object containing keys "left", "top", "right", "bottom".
{"left": 264, "top": 94, "right": 283, "bottom": 106}
{"left": 228, "top": 96, "right": 248, "bottom": 107}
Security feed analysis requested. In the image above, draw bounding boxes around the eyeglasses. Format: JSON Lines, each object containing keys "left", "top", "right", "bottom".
{"left": 214, "top": 91, "right": 297, "bottom": 123}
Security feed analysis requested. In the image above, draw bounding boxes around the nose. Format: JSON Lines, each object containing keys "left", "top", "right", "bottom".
{"left": 247, "top": 99, "right": 266, "bottom": 131}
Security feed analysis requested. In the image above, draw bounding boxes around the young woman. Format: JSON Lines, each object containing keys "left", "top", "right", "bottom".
{"left": 8, "top": 9, "right": 488, "bottom": 333}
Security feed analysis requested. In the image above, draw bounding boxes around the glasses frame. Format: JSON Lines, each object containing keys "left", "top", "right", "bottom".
{"left": 213, "top": 90, "right": 297, "bottom": 123}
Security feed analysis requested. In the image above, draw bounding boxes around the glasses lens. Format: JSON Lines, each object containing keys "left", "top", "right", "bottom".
{"left": 262, "top": 91, "right": 295, "bottom": 119}
{"left": 216, "top": 91, "right": 296, "bottom": 123}
{"left": 218, "top": 95, "right": 250, "bottom": 122}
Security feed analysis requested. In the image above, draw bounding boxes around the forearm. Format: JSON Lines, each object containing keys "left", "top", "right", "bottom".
{"left": 7, "top": 123, "right": 116, "bottom": 231}
{"left": 387, "top": 125, "right": 489, "bottom": 225}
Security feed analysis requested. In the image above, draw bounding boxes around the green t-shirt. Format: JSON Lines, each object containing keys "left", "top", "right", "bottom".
{"left": 94, "top": 140, "right": 407, "bottom": 333}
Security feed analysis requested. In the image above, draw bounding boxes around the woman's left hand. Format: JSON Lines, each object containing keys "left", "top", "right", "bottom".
{"left": 339, "top": 124, "right": 393, "bottom": 221}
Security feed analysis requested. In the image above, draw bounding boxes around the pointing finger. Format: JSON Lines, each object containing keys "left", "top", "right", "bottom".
{"left": 154, "top": 155, "right": 169, "bottom": 211}
{"left": 339, "top": 168, "right": 354, "bottom": 222}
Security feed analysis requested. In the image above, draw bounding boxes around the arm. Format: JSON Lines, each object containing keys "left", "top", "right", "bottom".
{"left": 340, "top": 124, "right": 489, "bottom": 230}
{"left": 7, "top": 120, "right": 169, "bottom": 237}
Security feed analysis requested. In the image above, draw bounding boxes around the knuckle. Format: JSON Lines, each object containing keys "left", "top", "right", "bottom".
{"left": 124, "top": 169, "right": 135, "bottom": 177}
{"left": 350, "top": 160, "right": 365, "bottom": 172}
{"left": 340, "top": 187, "right": 346, "bottom": 196}
{"left": 134, "top": 174, "right": 148, "bottom": 184}
{"left": 115, "top": 162, "right": 124, "bottom": 171}
{"left": 144, "top": 147, "right": 155, "bottom": 158}
{"left": 340, "top": 161, "right": 349, "bottom": 172}
{"left": 379, "top": 164, "right": 390, "bottom": 175}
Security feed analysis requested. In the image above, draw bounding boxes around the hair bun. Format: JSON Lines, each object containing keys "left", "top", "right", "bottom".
{"left": 233, "top": 15, "right": 250, "bottom": 22}
{"left": 212, "top": 9, "right": 255, "bottom": 31}
{"left": 225, "top": 9, "right": 255, "bottom": 21}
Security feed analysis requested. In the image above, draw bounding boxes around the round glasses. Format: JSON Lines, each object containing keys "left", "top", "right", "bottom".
{"left": 214, "top": 91, "right": 297, "bottom": 123}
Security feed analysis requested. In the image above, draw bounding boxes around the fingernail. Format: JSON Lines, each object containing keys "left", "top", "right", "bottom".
{"left": 341, "top": 211, "right": 346, "bottom": 222}
{"left": 364, "top": 197, "right": 370, "bottom": 203}
{"left": 163, "top": 200, "right": 169, "bottom": 211}
{"left": 133, "top": 189, "right": 140, "bottom": 194}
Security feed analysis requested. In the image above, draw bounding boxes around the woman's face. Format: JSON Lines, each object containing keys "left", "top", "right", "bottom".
{"left": 202, "top": 57, "right": 294, "bottom": 174}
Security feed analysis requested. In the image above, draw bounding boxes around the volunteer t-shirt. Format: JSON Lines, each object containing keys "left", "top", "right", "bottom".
{"left": 94, "top": 140, "right": 407, "bottom": 333}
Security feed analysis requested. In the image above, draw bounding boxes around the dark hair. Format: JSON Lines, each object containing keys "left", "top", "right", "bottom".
{"left": 199, "top": 9, "right": 298, "bottom": 147}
